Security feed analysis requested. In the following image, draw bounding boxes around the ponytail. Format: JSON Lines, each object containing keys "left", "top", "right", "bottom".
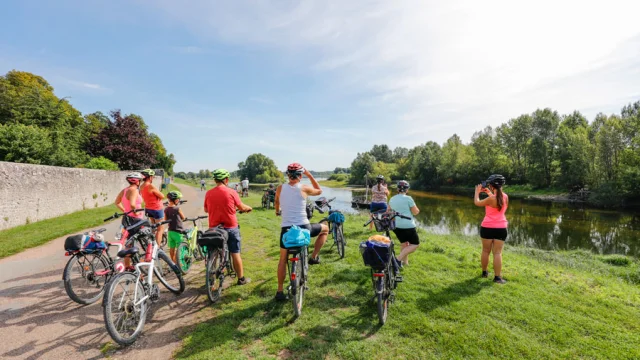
{"left": 377, "top": 183, "right": 381, "bottom": 191}
{"left": 495, "top": 186, "right": 504, "bottom": 211}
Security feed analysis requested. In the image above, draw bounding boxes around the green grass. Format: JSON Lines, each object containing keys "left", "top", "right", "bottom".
{"left": 318, "top": 179, "right": 349, "bottom": 188}
{"left": 0, "top": 204, "right": 118, "bottom": 259}
{"left": 175, "top": 194, "right": 640, "bottom": 359}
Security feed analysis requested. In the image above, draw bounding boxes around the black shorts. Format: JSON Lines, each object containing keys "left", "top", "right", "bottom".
{"left": 393, "top": 227, "right": 420, "bottom": 245}
{"left": 480, "top": 227, "right": 508, "bottom": 241}
{"left": 280, "top": 223, "right": 322, "bottom": 249}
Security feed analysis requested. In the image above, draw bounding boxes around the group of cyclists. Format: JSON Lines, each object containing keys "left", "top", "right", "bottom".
{"left": 114, "top": 164, "right": 510, "bottom": 305}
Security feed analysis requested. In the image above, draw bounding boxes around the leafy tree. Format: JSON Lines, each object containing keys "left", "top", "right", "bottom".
{"left": 0, "top": 124, "right": 52, "bottom": 164}
{"left": 392, "top": 147, "right": 409, "bottom": 161}
{"left": 83, "top": 111, "right": 109, "bottom": 138}
{"left": 88, "top": 110, "right": 157, "bottom": 170}
{"left": 497, "top": 115, "right": 532, "bottom": 183}
{"left": 349, "top": 152, "right": 376, "bottom": 185}
{"left": 528, "top": 108, "right": 560, "bottom": 187}
{"left": 438, "top": 134, "right": 475, "bottom": 185}
{"left": 333, "top": 167, "right": 350, "bottom": 174}
{"left": 84, "top": 156, "right": 120, "bottom": 170}
{"left": 237, "top": 153, "right": 283, "bottom": 183}
{"left": 470, "top": 126, "right": 510, "bottom": 181}
{"left": 406, "top": 141, "right": 442, "bottom": 188}
{"left": 369, "top": 144, "right": 394, "bottom": 163}
{"left": 371, "top": 161, "right": 393, "bottom": 182}
{"left": 555, "top": 123, "right": 591, "bottom": 190}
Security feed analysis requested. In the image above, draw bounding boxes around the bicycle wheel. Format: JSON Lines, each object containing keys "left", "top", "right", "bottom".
{"left": 161, "top": 231, "right": 168, "bottom": 248}
{"left": 206, "top": 249, "right": 224, "bottom": 303}
{"left": 63, "top": 252, "right": 110, "bottom": 305}
{"left": 176, "top": 242, "right": 192, "bottom": 274}
{"left": 193, "top": 231, "right": 205, "bottom": 261}
{"left": 335, "top": 224, "right": 345, "bottom": 259}
{"left": 376, "top": 276, "right": 388, "bottom": 325}
{"left": 291, "top": 259, "right": 304, "bottom": 317}
{"left": 154, "top": 251, "right": 185, "bottom": 294}
{"left": 262, "top": 196, "right": 268, "bottom": 209}
{"left": 103, "top": 272, "right": 147, "bottom": 346}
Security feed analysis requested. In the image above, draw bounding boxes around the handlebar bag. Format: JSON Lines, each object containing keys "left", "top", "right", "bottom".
{"left": 328, "top": 212, "right": 345, "bottom": 224}
{"left": 373, "top": 216, "right": 396, "bottom": 232}
{"left": 198, "top": 227, "right": 228, "bottom": 249}
{"left": 282, "top": 225, "right": 311, "bottom": 248}
{"left": 64, "top": 234, "right": 106, "bottom": 253}
{"left": 305, "top": 203, "right": 314, "bottom": 220}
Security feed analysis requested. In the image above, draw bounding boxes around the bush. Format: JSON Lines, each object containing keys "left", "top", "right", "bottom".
{"left": 599, "top": 255, "right": 631, "bottom": 267}
{"left": 84, "top": 156, "right": 119, "bottom": 171}
{"left": 328, "top": 174, "right": 348, "bottom": 182}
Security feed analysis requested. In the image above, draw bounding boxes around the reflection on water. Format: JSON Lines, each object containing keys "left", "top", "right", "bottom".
{"left": 411, "top": 191, "right": 640, "bottom": 257}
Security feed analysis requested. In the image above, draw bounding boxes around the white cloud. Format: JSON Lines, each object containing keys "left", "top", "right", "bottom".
{"left": 146, "top": 0, "right": 640, "bottom": 163}
{"left": 64, "top": 78, "right": 109, "bottom": 92}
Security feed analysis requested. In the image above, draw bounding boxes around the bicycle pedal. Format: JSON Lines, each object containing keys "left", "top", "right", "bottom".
{"left": 395, "top": 276, "right": 404, "bottom": 283}
{"left": 390, "top": 294, "right": 396, "bottom": 303}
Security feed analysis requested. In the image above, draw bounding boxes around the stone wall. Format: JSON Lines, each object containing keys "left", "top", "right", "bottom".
{"left": 0, "top": 162, "right": 163, "bottom": 231}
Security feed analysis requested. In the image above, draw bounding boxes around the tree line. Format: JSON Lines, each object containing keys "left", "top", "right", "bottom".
{"left": 347, "top": 101, "right": 640, "bottom": 206}
{"left": 0, "top": 70, "right": 175, "bottom": 174}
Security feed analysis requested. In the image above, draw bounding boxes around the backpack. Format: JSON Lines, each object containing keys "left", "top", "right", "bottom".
{"left": 198, "top": 227, "right": 228, "bottom": 249}
{"left": 328, "top": 211, "right": 345, "bottom": 224}
{"left": 282, "top": 225, "right": 311, "bottom": 248}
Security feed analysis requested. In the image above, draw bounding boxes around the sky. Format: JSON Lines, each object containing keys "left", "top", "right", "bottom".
{"left": 1, "top": 0, "right": 639, "bottom": 172}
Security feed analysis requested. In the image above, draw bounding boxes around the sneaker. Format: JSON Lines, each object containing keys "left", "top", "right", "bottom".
{"left": 395, "top": 258, "right": 404, "bottom": 270}
{"left": 482, "top": 271, "right": 489, "bottom": 278}
{"left": 308, "top": 256, "right": 321, "bottom": 265}
{"left": 237, "top": 277, "right": 251, "bottom": 286}
{"left": 275, "top": 291, "right": 288, "bottom": 301}
{"left": 493, "top": 276, "right": 507, "bottom": 284}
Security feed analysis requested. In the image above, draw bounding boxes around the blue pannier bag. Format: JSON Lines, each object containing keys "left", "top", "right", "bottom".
{"left": 282, "top": 225, "right": 311, "bottom": 248}
{"left": 328, "top": 212, "right": 345, "bottom": 224}
{"left": 65, "top": 234, "right": 106, "bottom": 253}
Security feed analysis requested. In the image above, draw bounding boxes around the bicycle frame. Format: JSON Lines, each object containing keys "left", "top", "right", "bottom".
{"left": 132, "top": 239, "right": 159, "bottom": 306}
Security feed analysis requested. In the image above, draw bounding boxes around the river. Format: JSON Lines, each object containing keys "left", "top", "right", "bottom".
{"left": 308, "top": 181, "right": 640, "bottom": 257}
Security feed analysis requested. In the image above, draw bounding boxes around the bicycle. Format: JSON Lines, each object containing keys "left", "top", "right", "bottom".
{"left": 242, "top": 187, "right": 249, "bottom": 198}
{"left": 201, "top": 226, "right": 236, "bottom": 303}
{"left": 362, "top": 211, "right": 410, "bottom": 325}
{"left": 261, "top": 189, "right": 275, "bottom": 209}
{"left": 314, "top": 197, "right": 346, "bottom": 259}
{"left": 176, "top": 215, "right": 208, "bottom": 274}
{"left": 287, "top": 244, "right": 309, "bottom": 318}
{"left": 62, "top": 208, "right": 144, "bottom": 305}
{"left": 102, "top": 219, "right": 185, "bottom": 346}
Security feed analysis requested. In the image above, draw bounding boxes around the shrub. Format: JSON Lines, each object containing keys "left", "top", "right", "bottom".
{"left": 328, "top": 174, "right": 348, "bottom": 182}
{"left": 84, "top": 156, "right": 120, "bottom": 171}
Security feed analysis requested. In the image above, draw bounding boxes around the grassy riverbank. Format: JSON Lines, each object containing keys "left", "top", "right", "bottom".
{"left": 175, "top": 194, "right": 640, "bottom": 359}
{"left": 0, "top": 205, "right": 118, "bottom": 259}
{"left": 318, "top": 179, "right": 349, "bottom": 188}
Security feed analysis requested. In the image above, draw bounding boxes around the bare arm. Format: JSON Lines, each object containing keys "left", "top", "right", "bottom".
{"left": 178, "top": 208, "right": 186, "bottom": 221}
{"left": 150, "top": 185, "right": 165, "bottom": 200}
{"left": 474, "top": 185, "right": 494, "bottom": 207}
{"left": 410, "top": 205, "right": 420, "bottom": 215}
{"left": 114, "top": 189, "right": 125, "bottom": 212}
{"left": 274, "top": 185, "right": 282, "bottom": 214}
{"left": 301, "top": 169, "right": 322, "bottom": 196}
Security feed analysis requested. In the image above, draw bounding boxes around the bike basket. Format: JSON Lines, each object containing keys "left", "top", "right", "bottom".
{"left": 359, "top": 240, "right": 391, "bottom": 269}
{"left": 328, "top": 211, "right": 345, "bottom": 224}
{"left": 373, "top": 217, "right": 395, "bottom": 232}
{"left": 282, "top": 225, "right": 311, "bottom": 248}
{"left": 198, "top": 227, "right": 228, "bottom": 248}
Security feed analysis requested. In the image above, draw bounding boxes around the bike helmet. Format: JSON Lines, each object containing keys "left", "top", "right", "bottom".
{"left": 212, "top": 168, "right": 231, "bottom": 181}
{"left": 486, "top": 174, "right": 506, "bottom": 187}
{"left": 167, "top": 191, "right": 182, "bottom": 201}
{"left": 397, "top": 180, "right": 410, "bottom": 192}
{"left": 376, "top": 175, "right": 384, "bottom": 182}
{"left": 140, "top": 169, "right": 155, "bottom": 178}
{"left": 269, "top": 183, "right": 274, "bottom": 189}
{"left": 286, "top": 162, "right": 304, "bottom": 178}
{"left": 126, "top": 172, "right": 143, "bottom": 185}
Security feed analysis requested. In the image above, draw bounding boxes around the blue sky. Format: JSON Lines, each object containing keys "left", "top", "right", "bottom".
{"left": 2, "top": 0, "right": 639, "bottom": 172}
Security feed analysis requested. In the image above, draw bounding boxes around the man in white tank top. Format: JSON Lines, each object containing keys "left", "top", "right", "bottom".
{"left": 273, "top": 163, "right": 329, "bottom": 301}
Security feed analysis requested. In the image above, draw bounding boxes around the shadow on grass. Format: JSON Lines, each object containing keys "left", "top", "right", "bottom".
{"left": 417, "top": 276, "right": 491, "bottom": 314}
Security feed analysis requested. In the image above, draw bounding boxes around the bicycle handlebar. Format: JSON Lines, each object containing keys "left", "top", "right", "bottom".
{"left": 163, "top": 200, "right": 188, "bottom": 206}
{"left": 184, "top": 215, "right": 208, "bottom": 222}
{"left": 104, "top": 208, "right": 144, "bottom": 222}
{"left": 363, "top": 212, "right": 411, "bottom": 227}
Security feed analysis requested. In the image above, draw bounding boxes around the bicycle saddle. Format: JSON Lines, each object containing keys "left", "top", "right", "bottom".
{"left": 287, "top": 247, "right": 304, "bottom": 254}
{"left": 117, "top": 246, "right": 140, "bottom": 258}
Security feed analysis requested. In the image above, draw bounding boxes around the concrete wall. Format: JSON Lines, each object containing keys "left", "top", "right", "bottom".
{"left": 0, "top": 162, "right": 163, "bottom": 230}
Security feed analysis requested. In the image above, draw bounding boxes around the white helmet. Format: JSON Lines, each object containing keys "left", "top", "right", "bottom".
{"left": 126, "top": 172, "right": 143, "bottom": 184}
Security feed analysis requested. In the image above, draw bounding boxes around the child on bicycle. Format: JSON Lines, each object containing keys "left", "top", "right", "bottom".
{"left": 165, "top": 191, "right": 186, "bottom": 263}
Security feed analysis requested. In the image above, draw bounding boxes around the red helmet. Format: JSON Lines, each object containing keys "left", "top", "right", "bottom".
{"left": 287, "top": 162, "right": 304, "bottom": 177}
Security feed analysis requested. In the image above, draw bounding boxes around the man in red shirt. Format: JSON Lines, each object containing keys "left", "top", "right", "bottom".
{"left": 204, "top": 169, "right": 252, "bottom": 285}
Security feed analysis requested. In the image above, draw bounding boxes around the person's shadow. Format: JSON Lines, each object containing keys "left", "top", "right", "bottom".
{"left": 417, "top": 276, "right": 491, "bottom": 314}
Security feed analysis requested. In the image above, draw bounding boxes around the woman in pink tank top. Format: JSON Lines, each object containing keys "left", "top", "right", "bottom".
{"left": 474, "top": 174, "right": 508, "bottom": 284}
{"left": 115, "top": 172, "right": 144, "bottom": 218}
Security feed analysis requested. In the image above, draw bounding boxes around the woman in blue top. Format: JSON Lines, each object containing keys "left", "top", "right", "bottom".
{"left": 388, "top": 180, "right": 421, "bottom": 266}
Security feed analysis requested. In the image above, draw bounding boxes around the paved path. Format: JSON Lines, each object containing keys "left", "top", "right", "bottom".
{"left": 0, "top": 184, "right": 212, "bottom": 360}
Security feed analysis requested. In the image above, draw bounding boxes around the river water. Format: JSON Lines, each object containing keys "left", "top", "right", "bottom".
{"left": 308, "top": 181, "right": 640, "bottom": 257}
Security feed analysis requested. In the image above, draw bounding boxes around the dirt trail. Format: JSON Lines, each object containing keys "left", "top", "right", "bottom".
{"left": 0, "top": 183, "right": 214, "bottom": 360}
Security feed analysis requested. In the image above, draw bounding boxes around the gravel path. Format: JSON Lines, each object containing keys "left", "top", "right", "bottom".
{"left": 0, "top": 183, "right": 213, "bottom": 360}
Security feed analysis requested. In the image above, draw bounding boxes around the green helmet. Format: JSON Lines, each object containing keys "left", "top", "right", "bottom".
{"left": 167, "top": 191, "right": 183, "bottom": 201}
{"left": 212, "top": 168, "right": 231, "bottom": 181}
{"left": 141, "top": 169, "right": 155, "bottom": 178}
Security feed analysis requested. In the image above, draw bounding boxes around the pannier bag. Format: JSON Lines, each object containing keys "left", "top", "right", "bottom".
{"left": 359, "top": 238, "right": 392, "bottom": 269}
{"left": 198, "top": 227, "right": 228, "bottom": 249}
{"left": 282, "top": 225, "right": 311, "bottom": 248}
{"left": 373, "top": 214, "right": 395, "bottom": 232}
{"left": 305, "top": 202, "right": 314, "bottom": 220}
{"left": 64, "top": 234, "right": 106, "bottom": 253}
{"left": 328, "top": 211, "right": 345, "bottom": 224}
